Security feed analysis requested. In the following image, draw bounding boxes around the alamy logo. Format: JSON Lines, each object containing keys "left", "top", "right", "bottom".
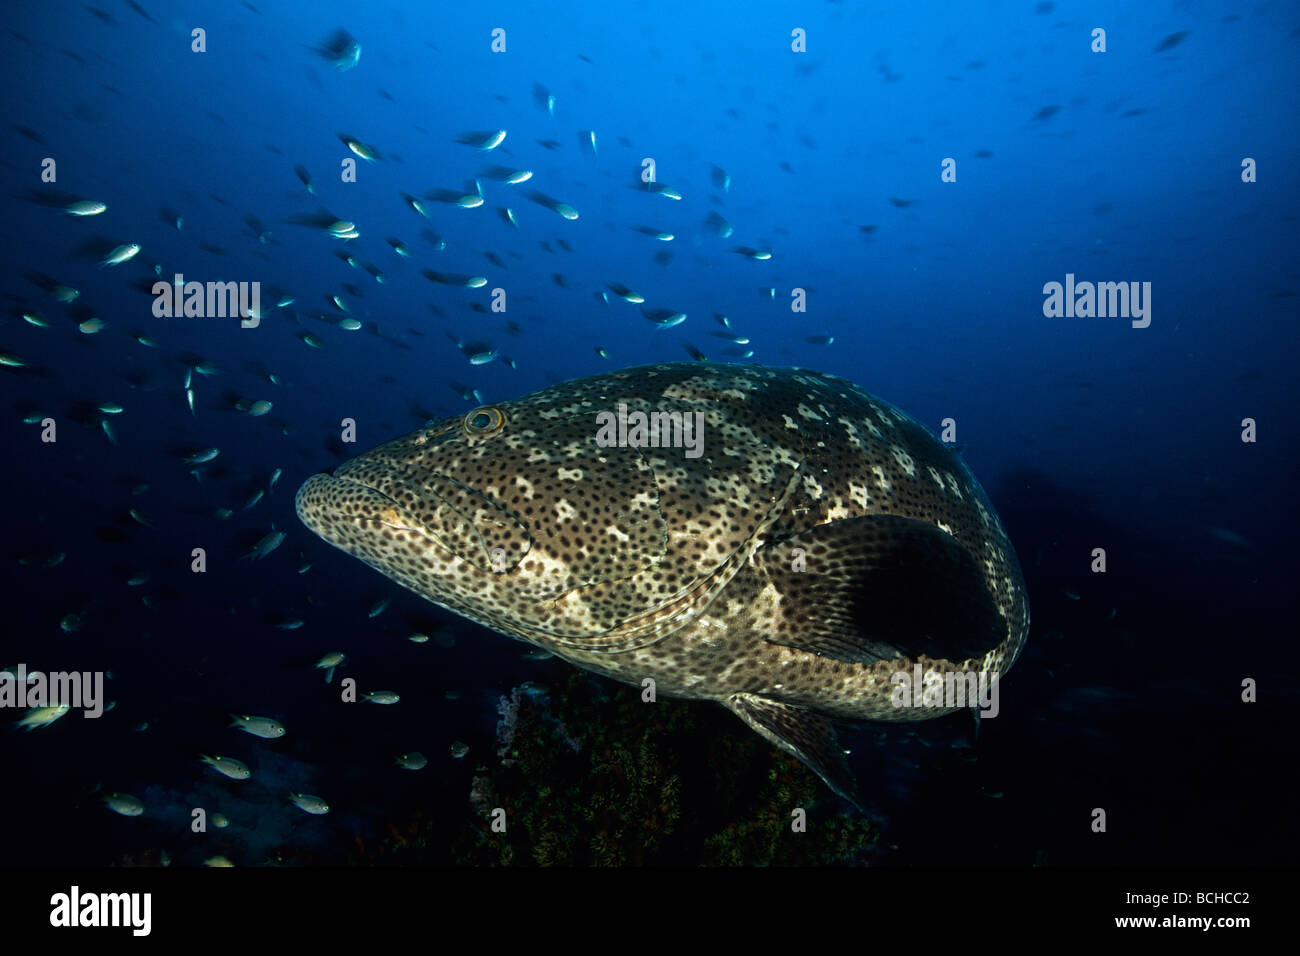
{"left": 0, "top": 665, "right": 104, "bottom": 720}
{"left": 152, "top": 274, "right": 261, "bottom": 327}
{"left": 49, "top": 886, "right": 151, "bottom": 936}
{"left": 1042, "top": 273, "right": 1151, "bottom": 328}
{"left": 594, "top": 402, "right": 706, "bottom": 459}
{"left": 890, "top": 664, "right": 1001, "bottom": 717}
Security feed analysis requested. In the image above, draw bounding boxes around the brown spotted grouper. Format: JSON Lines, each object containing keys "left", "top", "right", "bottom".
{"left": 296, "top": 363, "right": 1028, "bottom": 805}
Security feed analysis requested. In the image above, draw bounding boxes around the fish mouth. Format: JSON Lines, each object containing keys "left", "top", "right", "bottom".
{"left": 296, "top": 472, "right": 433, "bottom": 540}
{"left": 296, "top": 466, "right": 531, "bottom": 572}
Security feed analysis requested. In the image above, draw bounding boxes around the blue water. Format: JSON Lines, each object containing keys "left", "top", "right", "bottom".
{"left": 1, "top": 0, "right": 1297, "bottom": 867}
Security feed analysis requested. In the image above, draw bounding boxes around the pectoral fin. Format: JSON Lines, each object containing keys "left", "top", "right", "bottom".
{"left": 725, "top": 693, "right": 862, "bottom": 809}
{"left": 753, "top": 515, "right": 1004, "bottom": 665}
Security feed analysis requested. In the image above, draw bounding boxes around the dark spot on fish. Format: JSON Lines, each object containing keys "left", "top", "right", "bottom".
{"left": 1032, "top": 105, "right": 1061, "bottom": 121}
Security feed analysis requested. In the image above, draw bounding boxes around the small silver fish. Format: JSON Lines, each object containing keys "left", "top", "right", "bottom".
{"left": 65, "top": 200, "right": 107, "bottom": 216}
{"left": 456, "top": 129, "right": 507, "bottom": 150}
{"left": 229, "top": 714, "right": 286, "bottom": 739}
{"left": 201, "top": 754, "right": 251, "bottom": 780}
{"left": 104, "top": 793, "right": 145, "bottom": 817}
{"left": 17, "top": 704, "right": 71, "bottom": 730}
{"left": 289, "top": 792, "right": 330, "bottom": 815}
{"left": 243, "top": 530, "right": 286, "bottom": 560}
{"left": 101, "top": 243, "right": 141, "bottom": 266}
{"left": 316, "top": 651, "right": 344, "bottom": 683}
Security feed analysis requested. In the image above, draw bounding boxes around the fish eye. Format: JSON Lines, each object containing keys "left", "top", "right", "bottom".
{"left": 463, "top": 406, "right": 506, "bottom": 435}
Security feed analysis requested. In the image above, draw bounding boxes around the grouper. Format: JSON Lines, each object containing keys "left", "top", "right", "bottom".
{"left": 296, "top": 363, "right": 1028, "bottom": 805}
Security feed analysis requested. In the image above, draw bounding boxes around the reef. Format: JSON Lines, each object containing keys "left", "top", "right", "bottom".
{"left": 365, "top": 671, "right": 878, "bottom": 866}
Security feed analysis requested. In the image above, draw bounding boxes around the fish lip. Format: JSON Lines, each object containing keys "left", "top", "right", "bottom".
{"left": 299, "top": 471, "right": 450, "bottom": 545}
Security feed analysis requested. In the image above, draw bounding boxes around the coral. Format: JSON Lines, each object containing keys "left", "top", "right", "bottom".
{"left": 359, "top": 670, "right": 879, "bottom": 865}
{"left": 435, "top": 671, "right": 878, "bottom": 865}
